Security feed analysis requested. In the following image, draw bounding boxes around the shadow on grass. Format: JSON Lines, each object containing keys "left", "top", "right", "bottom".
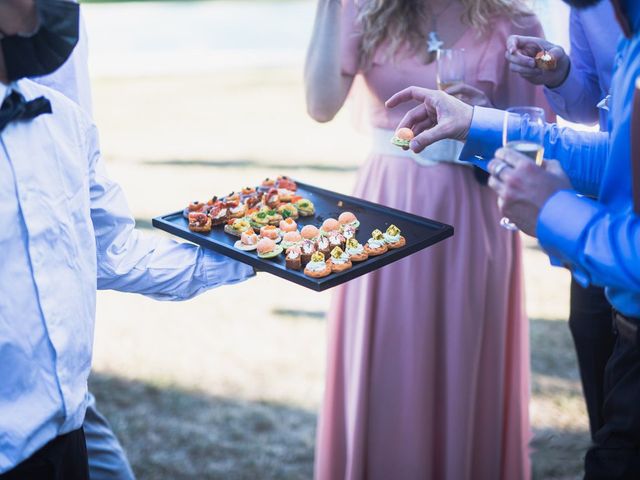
{"left": 531, "top": 427, "right": 590, "bottom": 480}
{"left": 89, "top": 373, "right": 316, "bottom": 480}
{"left": 271, "top": 308, "right": 325, "bottom": 321}
{"left": 530, "top": 317, "right": 590, "bottom": 479}
{"left": 530, "top": 318, "right": 581, "bottom": 384}
{"left": 134, "top": 218, "right": 154, "bottom": 230}
{"left": 89, "top": 318, "right": 591, "bottom": 480}
{"left": 142, "top": 159, "right": 359, "bottom": 173}
{"left": 525, "top": 242, "right": 543, "bottom": 252}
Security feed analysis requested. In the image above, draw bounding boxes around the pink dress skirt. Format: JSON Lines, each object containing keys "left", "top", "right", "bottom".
{"left": 315, "top": 153, "right": 530, "bottom": 480}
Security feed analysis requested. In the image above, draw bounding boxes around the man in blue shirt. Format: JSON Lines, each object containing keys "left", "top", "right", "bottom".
{"left": 386, "top": 0, "right": 640, "bottom": 476}
{"left": 505, "top": 2, "right": 620, "bottom": 442}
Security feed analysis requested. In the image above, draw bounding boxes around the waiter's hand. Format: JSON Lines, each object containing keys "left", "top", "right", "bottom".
{"left": 505, "top": 35, "right": 570, "bottom": 88}
{"left": 385, "top": 87, "right": 473, "bottom": 153}
{"left": 488, "top": 148, "right": 572, "bottom": 236}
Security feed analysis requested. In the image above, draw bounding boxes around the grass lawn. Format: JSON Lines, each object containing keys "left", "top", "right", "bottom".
{"left": 89, "top": 69, "right": 589, "bottom": 479}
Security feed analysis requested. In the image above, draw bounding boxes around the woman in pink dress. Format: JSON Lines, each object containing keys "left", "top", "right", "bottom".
{"left": 305, "top": 1, "right": 551, "bottom": 479}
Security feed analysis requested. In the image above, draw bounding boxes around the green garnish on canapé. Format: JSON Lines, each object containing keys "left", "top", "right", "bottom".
{"left": 386, "top": 224, "right": 401, "bottom": 236}
{"left": 390, "top": 128, "right": 414, "bottom": 148}
{"left": 347, "top": 238, "right": 360, "bottom": 249}
{"left": 256, "top": 212, "right": 267, "bottom": 219}
{"left": 391, "top": 136, "right": 410, "bottom": 148}
{"left": 282, "top": 209, "right": 291, "bottom": 219}
{"left": 372, "top": 229, "right": 384, "bottom": 240}
{"left": 258, "top": 245, "right": 283, "bottom": 259}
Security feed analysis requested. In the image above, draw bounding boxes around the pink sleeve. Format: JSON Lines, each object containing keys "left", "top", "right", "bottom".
{"left": 476, "top": 14, "right": 556, "bottom": 122}
{"left": 340, "top": 0, "right": 362, "bottom": 76}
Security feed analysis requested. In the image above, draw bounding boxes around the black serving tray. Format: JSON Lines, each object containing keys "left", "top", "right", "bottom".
{"left": 152, "top": 181, "right": 454, "bottom": 291}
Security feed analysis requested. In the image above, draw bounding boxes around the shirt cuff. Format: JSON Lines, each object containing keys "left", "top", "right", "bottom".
{"left": 202, "top": 249, "right": 256, "bottom": 288}
{"left": 459, "top": 106, "right": 505, "bottom": 166}
{"left": 543, "top": 64, "right": 579, "bottom": 116}
{"left": 537, "top": 189, "right": 601, "bottom": 286}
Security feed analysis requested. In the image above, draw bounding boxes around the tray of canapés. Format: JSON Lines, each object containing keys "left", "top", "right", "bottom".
{"left": 152, "top": 176, "right": 454, "bottom": 291}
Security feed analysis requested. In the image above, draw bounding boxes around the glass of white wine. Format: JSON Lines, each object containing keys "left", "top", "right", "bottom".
{"left": 499, "top": 106, "right": 546, "bottom": 230}
{"left": 436, "top": 49, "right": 465, "bottom": 91}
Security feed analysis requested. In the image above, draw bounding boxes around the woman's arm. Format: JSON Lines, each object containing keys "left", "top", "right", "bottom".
{"left": 304, "top": 0, "right": 356, "bottom": 123}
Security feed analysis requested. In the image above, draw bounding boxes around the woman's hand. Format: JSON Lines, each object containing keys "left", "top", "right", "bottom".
{"left": 444, "top": 83, "right": 493, "bottom": 108}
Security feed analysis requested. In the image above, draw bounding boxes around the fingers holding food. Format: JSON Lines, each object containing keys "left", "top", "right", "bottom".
{"left": 535, "top": 50, "right": 557, "bottom": 70}
{"left": 391, "top": 127, "right": 415, "bottom": 150}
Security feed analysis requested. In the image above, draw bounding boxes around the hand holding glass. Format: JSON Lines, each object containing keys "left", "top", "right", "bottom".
{"left": 499, "top": 106, "right": 546, "bottom": 230}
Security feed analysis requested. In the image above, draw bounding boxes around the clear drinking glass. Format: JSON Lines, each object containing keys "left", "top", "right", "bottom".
{"left": 499, "top": 106, "right": 546, "bottom": 230}
{"left": 436, "top": 49, "right": 465, "bottom": 91}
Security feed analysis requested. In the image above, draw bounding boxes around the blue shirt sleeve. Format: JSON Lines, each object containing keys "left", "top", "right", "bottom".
{"left": 538, "top": 190, "right": 640, "bottom": 294}
{"left": 543, "top": 9, "right": 602, "bottom": 125}
{"left": 460, "top": 106, "right": 609, "bottom": 196}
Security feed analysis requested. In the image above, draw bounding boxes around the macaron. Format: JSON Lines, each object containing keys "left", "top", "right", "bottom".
{"left": 321, "top": 218, "right": 340, "bottom": 234}
{"left": 283, "top": 231, "right": 302, "bottom": 243}
{"left": 338, "top": 212, "right": 359, "bottom": 229}
{"left": 257, "top": 238, "right": 275, "bottom": 254}
{"left": 235, "top": 229, "right": 259, "bottom": 251}
{"left": 301, "top": 225, "right": 320, "bottom": 240}
{"left": 391, "top": 127, "right": 414, "bottom": 148}
{"left": 260, "top": 225, "right": 280, "bottom": 241}
{"left": 241, "top": 229, "right": 258, "bottom": 245}
{"left": 256, "top": 238, "right": 283, "bottom": 259}
{"left": 279, "top": 217, "right": 298, "bottom": 232}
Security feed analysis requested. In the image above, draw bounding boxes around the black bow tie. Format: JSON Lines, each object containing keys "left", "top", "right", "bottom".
{"left": 0, "top": 90, "right": 52, "bottom": 133}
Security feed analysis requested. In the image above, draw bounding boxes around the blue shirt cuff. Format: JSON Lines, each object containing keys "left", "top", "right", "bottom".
{"left": 202, "top": 249, "right": 255, "bottom": 288}
{"left": 543, "top": 65, "right": 579, "bottom": 115}
{"left": 459, "top": 106, "right": 505, "bottom": 170}
{"left": 537, "top": 190, "right": 601, "bottom": 286}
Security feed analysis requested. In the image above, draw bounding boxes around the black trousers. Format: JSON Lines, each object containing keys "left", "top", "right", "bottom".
{"left": 0, "top": 428, "right": 89, "bottom": 480}
{"left": 568, "top": 280, "right": 615, "bottom": 438}
{"left": 585, "top": 323, "right": 640, "bottom": 479}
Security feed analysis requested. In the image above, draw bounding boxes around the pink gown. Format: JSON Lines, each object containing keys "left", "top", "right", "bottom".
{"left": 314, "top": 6, "right": 552, "bottom": 480}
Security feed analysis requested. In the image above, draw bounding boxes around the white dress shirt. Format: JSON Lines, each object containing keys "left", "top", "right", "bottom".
{"left": 0, "top": 79, "right": 254, "bottom": 473}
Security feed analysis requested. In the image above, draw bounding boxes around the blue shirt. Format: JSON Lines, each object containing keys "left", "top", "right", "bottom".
{"left": 545, "top": 2, "right": 620, "bottom": 131}
{"left": 460, "top": 0, "right": 640, "bottom": 318}
{"left": 0, "top": 80, "right": 254, "bottom": 473}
